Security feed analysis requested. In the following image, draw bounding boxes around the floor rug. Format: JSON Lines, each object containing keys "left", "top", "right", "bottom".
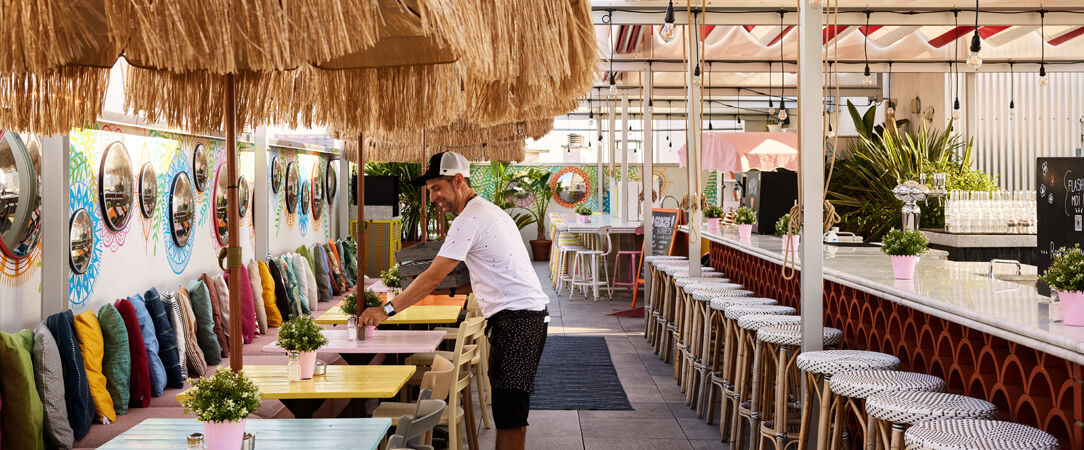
{"left": 531, "top": 336, "right": 633, "bottom": 410}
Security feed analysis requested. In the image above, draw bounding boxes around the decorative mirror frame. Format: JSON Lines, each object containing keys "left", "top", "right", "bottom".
{"left": 270, "top": 155, "right": 283, "bottom": 193}
{"left": 170, "top": 172, "right": 194, "bottom": 247}
{"left": 213, "top": 166, "right": 229, "bottom": 246}
{"left": 69, "top": 208, "right": 93, "bottom": 274}
{"left": 98, "top": 141, "right": 135, "bottom": 231}
{"left": 0, "top": 132, "right": 42, "bottom": 260}
{"left": 238, "top": 175, "right": 250, "bottom": 219}
{"left": 138, "top": 162, "right": 157, "bottom": 218}
{"left": 192, "top": 143, "right": 211, "bottom": 192}
{"left": 552, "top": 167, "right": 590, "bottom": 207}
{"left": 300, "top": 180, "right": 311, "bottom": 216}
{"left": 285, "top": 161, "right": 299, "bottom": 214}
{"left": 325, "top": 160, "right": 338, "bottom": 204}
{"left": 311, "top": 164, "right": 325, "bottom": 219}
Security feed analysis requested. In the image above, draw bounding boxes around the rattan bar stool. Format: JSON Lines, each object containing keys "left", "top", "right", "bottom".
{"left": 682, "top": 284, "right": 752, "bottom": 412}
{"left": 865, "top": 391, "right": 997, "bottom": 450}
{"left": 705, "top": 297, "right": 780, "bottom": 433}
{"left": 650, "top": 261, "right": 693, "bottom": 357}
{"left": 655, "top": 264, "right": 719, "bottom": 361}
{"left": 755, "top": 324, "right": 845, "bottom": 450}
{"left": 794, "top": 351, "right": 901, "bottom": 450}
{"left": 643, "top": 257, "right": 686, "bottom": 344}
{"left": 673, "top": 280, "right": 740, "bottom": 387}
{"left": 904, "top": 419, "right": 1059, "bottom": 450}
{"left": 827, "top": 370, "right": 945, "bottom": 450}
{"left": 730, "top": 314, "right": 802, "bottom": 450}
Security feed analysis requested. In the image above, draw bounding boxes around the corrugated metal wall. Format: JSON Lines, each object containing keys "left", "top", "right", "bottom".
{"left": 947, "top": 72, "right": 1084, "bottom": 191}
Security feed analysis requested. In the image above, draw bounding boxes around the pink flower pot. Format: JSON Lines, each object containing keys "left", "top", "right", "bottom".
{"left": 1060, "top": 291, "right": 1084, "bottom": 326}
{"left": 366, "top": 325, "right": 376, "bottom": 338}
{"left": 203, "top": 419, "right": 245, "bottom": 450}
{"left": 577, "top": 214, "right": 589, "bottom": 224}
{"left": 891, "top": 255, "right": 920, "bottom": 280}
{"left": 299, "top": 351, "right": 318, "bottom": 379}
{"left": 782, "top": 235, "right": 800, "bottom": 253}
{"left": 706, "top": 218, "right": 720, "bottom": 231}
{"left": 738, "top": 224, "right": 753, "bottom": 239}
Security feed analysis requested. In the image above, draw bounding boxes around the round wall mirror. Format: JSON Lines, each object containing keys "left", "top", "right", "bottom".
{"left": 238, "top": 175, "right": 250, "bottom": 219}
{"left": 285, "top": 161, "right": 299, "bottom": 214}
{"left": 311, "top": 165, "right": 325, "bottom": 219}
{"left": 0, "top": 132, "right": 42, "bottom": 259}
{"left": 270, "top": 156, "right": 283, "bottom": 193}
{"left": 170, "top": 172, "right": 194, "bottom": 247}
{"left": 325, "top": 162, "right": 338, "bottom": 204}
{"left": 213, "top": 166, "right": 229, "bottom": 245}
{"left": 69, "top": 208, "right": 93, "bottom": 274}
{"left": 139, "top": 162, "right": 157, "bottom": 218}
{"left": 300, "top": 180, "right": 311, "bottom": 216}
{"left": 192, "top": 144, "right": 211, "bottom": 192}
{"left": 555, "top": 172, "right": 588, "bottom": 204}
{"left": 99, "top": 142, "right": 135, "bottom": 231}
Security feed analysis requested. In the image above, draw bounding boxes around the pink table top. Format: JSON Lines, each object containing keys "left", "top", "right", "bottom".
{"left": 262, "top": 330, "right": 446, "bottom": 354}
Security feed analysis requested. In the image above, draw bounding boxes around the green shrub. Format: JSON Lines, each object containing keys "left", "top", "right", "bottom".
{"left": 734, "top": 207, "right": 756, "bottom": 225}
{"left": 380, "top": 264, "right": 401, "bottom": 288}
{"left": 574, "top": 204, "right": 593, "bottom": 216}
{"left": 364, "top": 289, "right": 383, "bottom": 308}
{"left": 775, "top": 214, "right": 800, "bottom": 236}
{"left": 880, "top": 228, "right": 929, "bottom": 256}
{"left": 180, "top": 368, "right": 262, "bottom": 423}
{"left": 276, "top": 315, "right": 328, "bottom": 352}
{"left": 1040, "top": 245, "right": 1084, "bottom": 292}
{"left": 704, "top": 205, "right": 723, "bottom": 219}
{"left": 341, "top": 293, "right": 358, "bottom": 316}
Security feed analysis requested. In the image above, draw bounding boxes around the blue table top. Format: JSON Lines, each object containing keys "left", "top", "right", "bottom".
{"left": 97, "top": 417, "right": 392, "bottom": 449}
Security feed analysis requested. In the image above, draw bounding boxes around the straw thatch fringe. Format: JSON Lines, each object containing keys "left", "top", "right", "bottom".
{"left": 0, "top": 1, "right": 103, "bottom": 72}
{"left": 0, "top": 66, "right": 109, "bottom": 135}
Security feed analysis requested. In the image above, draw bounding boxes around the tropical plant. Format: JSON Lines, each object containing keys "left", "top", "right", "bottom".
{"left": 276, "top": 315, "right": 328, "bottom": 352}
{"left": 181, "top": 368, "right": 262, "bottom": 423}
{"left": 880, "top": 228, "right": 929, "bottom": 256}
{"left": 514, "top": 167, "right": 560, "bottom": 240}
{"left": 734, "top": 207, "right": 757, "bottom": 225}
{"left": 703, "top": 205, "right": 723, "bottom": 219}
{"left": 380, "top": 264, "right": 401, "bottom": 288}
{"left": 486, "top": 161, "right": 534, "bottom": 230}
{"left": 574, "top": 203, "right": 593, "bottom": 216}
{"left": 775, "top": 214, "right": 800, "bottom": 236}
{"left": 1040, "top": 245, "right": 1084, "bottom": 292}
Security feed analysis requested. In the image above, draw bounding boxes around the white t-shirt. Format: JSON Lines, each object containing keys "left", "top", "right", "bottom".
{"left": 437, "top": 197, "right": 549, "bottom": 317}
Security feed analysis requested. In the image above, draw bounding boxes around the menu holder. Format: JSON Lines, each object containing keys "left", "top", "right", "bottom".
{"left": 1036, "top": 157, "right": 1084, "bottom": 295}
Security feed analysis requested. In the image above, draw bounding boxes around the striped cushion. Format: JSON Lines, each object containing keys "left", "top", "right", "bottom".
{"left": 31, "top": 323, "right": 74, "bottom": 449}
{"left": 161, "top": 295, "right": 189, "bottom": 381}
{"left": 172, "top": 287, "right": 207, "bottom": 378}
{"left": 184, "top": 279, "right": 222, "bottom": 367}
{"left": 247, "top": 260, "right": 269, "bottom": 333}
{"left": 142, "top": 288, "right": 184, "bottom": 389}
{"left": 45, "top": 311, "right": 92, "bottom": 439}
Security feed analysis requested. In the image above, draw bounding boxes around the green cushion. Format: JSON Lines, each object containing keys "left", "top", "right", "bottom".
{"left": 0, "top": 329, "right": 45, "bottom": 450}
{"left": 97, "top": 304, "right": 131, "bottom": 414}
{"left": 185, "top": 279, "right": 223, "bottom": 366}
{"left": 277, "top": 257, "right": 307, "bottom": 317}
{"left": 31, "top": 324, "right": 74, "bottom": 449}
{"left": 296, "top": 245, "right": 316, "bottom": 278}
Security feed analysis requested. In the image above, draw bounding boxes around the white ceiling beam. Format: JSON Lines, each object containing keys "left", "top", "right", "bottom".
{"left": 587, "top": 86, "right": 881, "bottom": 98}
{"left": 591, "top": 9, "right": 1083, "bottom": 27}
{"left": 603, "top": 60, "right": 1084, "bottom": 73}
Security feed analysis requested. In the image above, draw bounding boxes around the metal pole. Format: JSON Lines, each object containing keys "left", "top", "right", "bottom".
{"left": 608, "top": 98, "right": 616, "bottom": 213}
{"left": 595, "top": 103, "right": 604, "bottom": 204}
{"left": 355, "top": 134, "right": 366, "bottom": 302}
{"left": 620, "top": 94, "right": 630, "bottom": 220}
{"left": 685, "top": 13, "right": 702, "bottom": 277}
{"left": 223, "top": 74, "right": 243, "bottom": 372}
{"left": 799, "top": 0, "right": 825, "bottom": 354}
{"left": 41, "top": 134, "right": 70, "bottom": 316}
{"left": 254, "top": 126, "right": 269, "bottom": 259}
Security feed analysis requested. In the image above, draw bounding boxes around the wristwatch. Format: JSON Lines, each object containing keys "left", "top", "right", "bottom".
{"left": 383, "top": 302, "right": 397, "bottom": 317}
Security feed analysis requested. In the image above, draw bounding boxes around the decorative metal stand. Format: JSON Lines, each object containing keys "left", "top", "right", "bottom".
{"left": 892, "top": 173, "right": 946, "bottom": 231}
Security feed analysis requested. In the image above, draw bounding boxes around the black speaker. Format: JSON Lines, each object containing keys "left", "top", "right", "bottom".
{"left": 359, "top": 175, "right": 399, "bottom": 217}
{"left": 739, "top": 171, "right": 798, "bottom": 235}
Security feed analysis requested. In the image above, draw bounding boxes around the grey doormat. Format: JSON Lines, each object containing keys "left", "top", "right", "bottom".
{"left": 530, "top": 336, "right": 633, "bottom": 410}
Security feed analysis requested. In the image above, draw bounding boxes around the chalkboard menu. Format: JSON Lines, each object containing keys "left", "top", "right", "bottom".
{"left": 649, "top": 208, "right": 680, "bottom": 256}
{"left": 1036, "top": 158, "right": 1084, "bottom": 283}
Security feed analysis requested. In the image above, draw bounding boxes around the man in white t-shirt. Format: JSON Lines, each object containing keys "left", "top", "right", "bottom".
{"left": 361, "top": 151, "right": 548, "bottom": 450}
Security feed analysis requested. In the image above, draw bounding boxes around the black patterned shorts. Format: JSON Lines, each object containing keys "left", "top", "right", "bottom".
{"left": 486, "top": 308, "right": 548, "bottom": 393}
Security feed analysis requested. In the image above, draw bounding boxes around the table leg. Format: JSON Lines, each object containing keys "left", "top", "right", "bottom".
{"left": 279, "top": 398, "right": 327, "bottom": 418}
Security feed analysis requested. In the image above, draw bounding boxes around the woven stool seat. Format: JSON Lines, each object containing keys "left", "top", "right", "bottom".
{"left": 866, "top": 391, "right": 997, "bottom": 425}
{"left": 904, "top": 419, "right": 1059, "bottom": 450}
{"left": 796, "top": 350, "right": 900, "bottom": 376}
{"left": 737, "top": 314, "right": 801, "bottom": 331}
{"left": 686, "top": 281, "right": 743, "bottom": 292}
{"left": 660, "top": 264, "right": 717, "bottom": 275}
{"left": 676, "top": 276, "right": 732, "bottom": 288}
{"left": 710, "top": 297, "right": 776, "bottom": 310}
{"left": 756, "top": 324, "right": 844, "bottom": 347}
{"left": 724, "top": 304, "right": 796, "bottom": 320}
{"left": 693, "top": 289, "right": 752, "bottom": 301}
{"left": 646, "top": 255, "right": 686, "bottom": 263}
{"left": 828, "top": 370, "right": 944, "bottom": 399}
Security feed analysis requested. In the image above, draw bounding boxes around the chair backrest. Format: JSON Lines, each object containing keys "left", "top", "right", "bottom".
{"left": 597, "top": 226, "right": 614, "bottom": 255}
{"left": 389, "top": 398, "right": 446, "bottom": 450}
{"left": 419, "top": 354, "right": 455, "bottom": 401}
{"left": 450, "top": 317, "right": 485, "bottom": 401}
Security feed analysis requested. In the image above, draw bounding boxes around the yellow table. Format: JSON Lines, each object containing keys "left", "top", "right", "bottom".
{"left": 316, "top": 305, "right": 461, "bottom": 326}
{"left": 176, "top": 365, "right": 415, "bottom": 418}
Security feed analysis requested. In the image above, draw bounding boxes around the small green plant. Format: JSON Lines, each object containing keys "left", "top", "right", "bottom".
{"left": 704, "top": 205, "right": 723, "bottom": 219}
{"left": 775, "top": 214, "right": 800, "bottom": 236}
{"left": 574, "top": 204, "right": 593, "bottom": 216}
{"left": 1040, "top": 245, "right": 1084, "bottom": 292}
{"left": 879, "top": 228, "right": 929, "bottom": 256}
{"left": 734, "top": 207, "right": 757, "bottom": 225}
{"left": 276, "top": 315, "right": 328, "bottom": 352}
{"left": 341, "top": 293, "right": 358, "bottom": 316}
{"left": 380, "top": 264, "right": 401, "bottom": 288}
{"left": 364, "top": 289, "right": 384, "bottom": 308}
{"left": 180, "top": 368, "right": 262, "bottom": 423}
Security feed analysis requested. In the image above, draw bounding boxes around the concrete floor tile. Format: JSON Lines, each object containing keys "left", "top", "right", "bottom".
{"left": 688, "top": 439, "right": 729, "bottom": 450}
{"left": 579, "top": 417, "right": 688, "bottom": 439}
{"left": 584, "top": 438, "right": 692, "bottom": 450}
{"left": 623, "top": 386, "right": 666, "bottom": 403}
{"left": 678, "top": 417, "right": 725, "bottom": 440}
{"left": 577, "top": 402, "right": 675, "bottom": 420}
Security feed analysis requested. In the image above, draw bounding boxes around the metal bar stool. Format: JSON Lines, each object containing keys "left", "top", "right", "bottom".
{"left": 827, "top": 370, "right": 945, "bottom": 450}
{"left": 903, "top": 419, "right": 1059, "bottom": 450}
{"left": 611, "top": 226, "right": 645, "bottom": 305}
{"left": 794, "top": 351, "right": 901, "bottom": 450}
{"left": 754, "top": 324, "right": 844, "bottom": 450}
{"left": 570, "top": 226, "right": 613, "bottom": 302}
{"left": 704, "top": 297, "right": 780, "bottom": 433}
{"left": 865, "top": 391, "right": 996, "bottom": 450}
{"left": 730, "top": 313, "right": 802, "bottom": 450}
{"left": 681, "top": 284, "right": 751, "bottom": 411}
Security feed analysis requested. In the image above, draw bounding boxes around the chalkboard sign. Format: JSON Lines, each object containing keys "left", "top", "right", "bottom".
{"left": 648, "top": 208, "right": 681, "bottom": 256}
{"left": 1036, "top": 158, "right": 1084, "bottom": 293}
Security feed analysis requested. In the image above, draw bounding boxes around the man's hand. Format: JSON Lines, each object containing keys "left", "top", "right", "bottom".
{"left": 359, "top": 306, "right": 388, "bottom": 326}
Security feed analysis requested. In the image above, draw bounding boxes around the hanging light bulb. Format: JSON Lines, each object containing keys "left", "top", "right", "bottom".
{"left": 778, "top": 109, "right": 788, "bottom": 121}
{"left": 768, "top": 97, "right": 777, "bottom": 115}
{"left": 1039, "top": 64, "right": 1048, "bottom": 87}
{"left": 827, "top": 123, "right": 837, "bottom": 138}
{"left": 608, "top": 73, "right": 618, "bottom": 94}
{"left": 777, "top": 100, "right": 788, "bottom": 121}
{"left": 862, "top": 65, "right": 872, "bottom": 86}
{"left": 708, "top": 121, "right": 713, "bottom": 131}
{"left": 1009, "top": 100, "right": 1015, "bottom": 119}
{"left": 647, "top": 99, "right": 654, "bottom": 114}
{"left": 886, "top": 101, "right": 895, "bottom": 116}
{"left": 967, "top": 31, "right": 983, "bottom": 69}
{"left": 809, "top": 0, "right": 823, "bottom": 6}
{"left": 587, "top": 109, "right": 595, "bottom": 127}
{"left": 660, "top": 1, "right": 677, "bottom": 43}
{"left": 952, "top": 97, "right": 961, "bottom": 120}
{"left": 692, "top": 63, "right": 702, "bottom": 86}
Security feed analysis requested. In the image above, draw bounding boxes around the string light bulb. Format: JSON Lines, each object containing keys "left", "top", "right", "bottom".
{"left": 952, "top": 97, "right": 961, "bottom": 120}
{"left": 1039, "top": 64, "right": 1048, "bottom": 87}
{"left": 862, "top": 65, "right": 872, "bottom": 86}
{"left": 827, "top": 123, "right": 837, "bottom": 138}
{"left": 660, "top": 1, "right": 677, "bottom": 43}
{"left": 886, "top": 101, "right": 895, "bottom": 117}
{"left": 692, "top": 63, "right": 702, "bottom": 86}
{"left": 777, "top": 100, "right": 788, "bottom": 121}
{"left": 1039, "top": 11, "right": 1048, "bottom": 87}
{"left": 967, "top": 1, "right": 982, "bottom": 69}
{"left": 809, "top": 0, "right": 822, "bottom": 6}
{"left": 1009, "top": 100, "right": 1015, "bottom": 119}
{"left": 608, "top": 73, "right": 618, "bottom": 94}
{"left": 768, "top": 97, "right": 777, "bottom": 115}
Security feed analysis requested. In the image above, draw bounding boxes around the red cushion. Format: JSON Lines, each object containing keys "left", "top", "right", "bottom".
{"left": 200, "top": 274, "right": 230, "bottom": 357}
{"left": 113, "top": 299, "right": 151, "bottom": 408}
{"left": 224, "top": 269, "right": 257, "bottom": 344}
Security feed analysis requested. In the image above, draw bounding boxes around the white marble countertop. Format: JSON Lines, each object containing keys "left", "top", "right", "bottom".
{"left": 555, "top": 213, "right": 642, "bottom": 234}
{"left": 698, "top": 228, "right": 1084, "bottom": 366}
{"left": 919, "top": 229, "right": 1037, "bottom": 248}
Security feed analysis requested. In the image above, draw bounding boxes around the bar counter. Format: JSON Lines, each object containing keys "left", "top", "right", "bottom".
{"left": 681, "top": 226, "right": 1083, "bottom": 447}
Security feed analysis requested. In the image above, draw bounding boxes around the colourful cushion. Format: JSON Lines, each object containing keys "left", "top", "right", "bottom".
{"left": 226, "top": 267, "right": 258, "bottom": 344}
{"left": 292, "top": 253, "right": 319, "bottom": 313}
{"left": 342, "top": 238, "right": 359, "bottom": 283}
{"left": 213, "top": 274, "right": 231, "bottom": 329}
{"left": 337, "top": 241, "right": 355, "bottom": 288}
{"left": 265, "top": 257, "right": 293, "bottom": 321}
{"left": 0, "top": 329, "right": 45, "bottom": 450}
{"left": 311, "top": 245, "right": 333, "bottom": 302}
{"left": 173, "top": 287, "right": 207, "bottom": 377}
{"left": 325, "top": 244, "right": 348, "bottom": 294}
{"left": 296, "top": 245, "right": 316, "bottom": 279}
{"left": 161, "top": 295, "right": 190, "bottom": 381}
{"left": 142, "top": 289, "right": 184, "bottom": 389}
{"left": 127, "top": 294, "right": 166, "bottom": 397}
{"left": 45, "top": 311, "right": 92, "bottom": 439}
{"left": 257, "top": 260, "right": 283, "bottom": 327}
{"left": 72, "top": 311, "right": 117, "bottom": 423}
{"left": 96, "top": 304, "right": 131, "bottom": 414}
{"left": 185, "top": 279, "right": 223, "bottom": 366}
{"left": 199, "top": 273, "right": 230, "bottom": 357}
{"left": 31, "top": 323, "right": 74, "bottom": 449}
{"left": 248, "top": 260, "right": 269, "bottom": 333}
{"left": 283, "top": 255, "right": 311, "bottom": 315}
{"left": 113, "top": 299, "right": 151, "bottom": 408}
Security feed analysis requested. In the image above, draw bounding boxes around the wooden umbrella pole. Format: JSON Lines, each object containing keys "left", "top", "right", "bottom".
{"left": 355, "top": 133, "right": 365, "bottom": 307}
{"left": 420, "top": 132, "right": 428, "bottom": 243}
{"left": 224, "top": 73, "right": 243, "bottom": 372}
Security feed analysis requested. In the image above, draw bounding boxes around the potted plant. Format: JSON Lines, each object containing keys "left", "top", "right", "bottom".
{"left": 574, "top": 203, "right": 592, "bottom": 223}
{"left": 880, "top": 228, "right": 929, "bottom": 280}
{"left": 704, "top": 205, "right": 723, "bottom": 232}
{"left": 343, "top": 289, "right": 384, "bottom": 339}
{"left": 734, "top": 206, "right": 756, "bottom": 239}
{"left": 380, "top": 264, "right": 402, "bottom": 298}
{"left": 180, "top": 368, "right": 261, "bottom": 450}
{"left": 1040, "top": 245, "right": 1084, "bottom": 326}
{"left": 775, "top": 214, "right": 801, "bottom": 254}
{"left": 517, "top": 168, "right": 560, "bottom": 261}
{"left": 766, "top": 117, "right": 782, "bottom": 133}
{"left": 276, "top": 315, "right": 328, "bottom": 378}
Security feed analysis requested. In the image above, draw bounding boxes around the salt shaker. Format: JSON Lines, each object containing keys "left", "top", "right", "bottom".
{"left": 186, "top": 432, "right": 205, "bottom": 449}
{"left": 347, "top": 315, "right": 359, "bottom": 342}
{"left": 287, "top": 351, "right": 301, "bottom": 382}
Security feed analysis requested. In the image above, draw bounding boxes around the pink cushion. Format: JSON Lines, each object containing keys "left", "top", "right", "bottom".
{"left": 224, "top": 268, "right": 257, "bottom": 344}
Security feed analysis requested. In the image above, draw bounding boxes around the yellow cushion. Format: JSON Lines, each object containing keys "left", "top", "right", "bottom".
{"left": 72, "top": 311, "right": 116, "bottom": 424}
{"left": 258, "top": 260, "right": 282, "bottom": 327}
